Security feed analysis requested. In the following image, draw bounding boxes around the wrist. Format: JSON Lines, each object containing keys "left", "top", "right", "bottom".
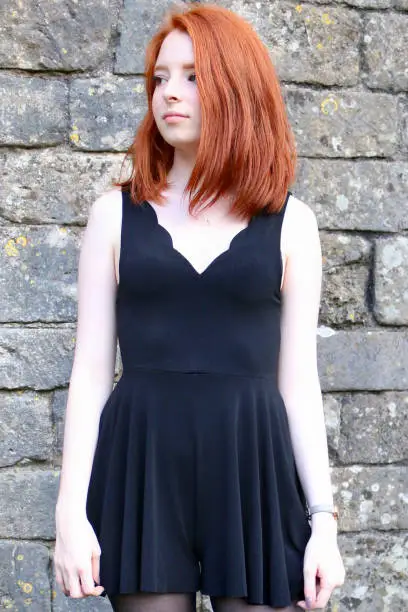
{"left": 310, "top": 511, "right": 338, "bottom": 535}
{"left": 55, "top": 499, "right": 87, "bottom": 519}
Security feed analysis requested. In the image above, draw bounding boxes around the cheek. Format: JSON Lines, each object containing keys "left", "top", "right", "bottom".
{"left": 152, "top": 91, "right": 160, "bottom": 118}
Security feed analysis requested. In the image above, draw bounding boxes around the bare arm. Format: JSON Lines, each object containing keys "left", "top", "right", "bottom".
{"left": 278, "top": 195, "right": 336, "bottom": 535}
{"left": 56, "top": 188, "right": 122, "bottom": 515}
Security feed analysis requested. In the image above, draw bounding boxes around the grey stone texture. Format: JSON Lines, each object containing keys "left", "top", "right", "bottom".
{"left": 317, "top": 330, "right": 408, "bottom": 390}
{"left": 0, "top": 541, "right": 51, "bottom": 611}
{"left": 363, "top": 13, "right": 408, "bottom": 92}
{"left": 0, "top": 151, "right": 126, "bottom": 225}
{"left": 115, "top": 0, "right": 181, "bottom": 74}
{"left": 320, "top": 233, "right": 372, "bottom": 326}
{"left": 328, "top": 532, "right": 408, "bottom": 611}
{"left": 0, "top": 0, "right": 113, "bottom": 71}
{"left": 70, "top": 76, "right": 147, "bottom": 151}
{"left": 1, "top": 0, "right": 408, "bottom": 609}
{"left": 0, "top": 328, "right": 77, "bottom": 389}
{"left": 340, "top": 0, "right": 391, "bottom": 6}
{"left": 0, "top": 225, "right": 80, "bottom": 323}
{"left": 374, "top": 236, "right": 408, "bottom": 325}
{"left": 52, "top": 389, "right": 70, "bottom": 461}
{"left": 399, "top": 96, "right": 408, "bottom": 153}
{"left": 332, "top": 466, "right": 408, "bottom": 531}
{"left": 0, "top": 469, "right": 59, "bottom": 539}
{"left": 284, "top": 87, "right": 398, "bottom": 157}
{"left": 322, "top": 394, "right": 341, "bottom": 458}
{"left": 0, "top": 391, "right": 53, "bottom": 467}
{"left": 336, "top": 392, "right": 408, "bottom": 464}
{"left": 294, "top": 159, "right": 408, "bottom": 231}
{"left": 0, "top": 75, "right": 68, "bottom": 146}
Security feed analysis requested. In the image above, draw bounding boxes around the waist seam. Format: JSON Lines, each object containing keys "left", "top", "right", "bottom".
{"left": 122, "top": 365, "right": 276, "bottom": 381}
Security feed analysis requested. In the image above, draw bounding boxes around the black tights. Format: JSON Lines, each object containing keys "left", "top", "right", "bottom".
{"left": 109, "top": 593, "right": 299, "bottom": 611}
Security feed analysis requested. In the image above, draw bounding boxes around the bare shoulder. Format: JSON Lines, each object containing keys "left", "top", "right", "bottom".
{"left": 90, "top": 186, "right": 122, "bottom": 227}
{"left": 281, "top": 193, "right": 319, "bottom": 255}
{"left": 88, "top": 187, "right": 123, "bottom": 285}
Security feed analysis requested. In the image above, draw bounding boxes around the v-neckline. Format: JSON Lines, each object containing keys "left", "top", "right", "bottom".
{"left": 143, "top": 200, "right": 256, "bottom": 277}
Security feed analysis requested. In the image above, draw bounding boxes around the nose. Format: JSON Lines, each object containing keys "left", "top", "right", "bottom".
{"left": 162, "top": 76, "right": 182, "bottom": 102}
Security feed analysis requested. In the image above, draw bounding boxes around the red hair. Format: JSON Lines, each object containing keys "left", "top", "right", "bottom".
{"left": 114, "top": 2, "right": 297, "bottom": 218}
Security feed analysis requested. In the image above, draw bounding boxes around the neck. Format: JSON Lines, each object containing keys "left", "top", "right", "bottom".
{"left": 167, "top": 148, "right": 197, "bottom": 195}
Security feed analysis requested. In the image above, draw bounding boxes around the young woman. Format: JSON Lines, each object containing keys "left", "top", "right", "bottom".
{"left": 54, "top": 4, "right": 345, "bottom": 611}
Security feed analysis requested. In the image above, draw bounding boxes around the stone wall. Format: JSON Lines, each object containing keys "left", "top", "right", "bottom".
{"left": 0, "top": 0, "right": 407, "bottom": 610}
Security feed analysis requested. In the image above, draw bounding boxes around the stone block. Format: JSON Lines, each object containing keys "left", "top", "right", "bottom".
{"left": 320, "top": 266, "right": 371, "bottom": 326}
{"left": 115, "top": 0, "right": 181, "bottom": 74}
{"left": 0, "top": 469, "right": 59, "bottom": 539}
{"left": 0, "top": 75, "right": 67, "bottom": 146}
{"left": 284, "top": 87, "right": 398, "bottom": 157}
{"left": 327, "top": 532, "right": 408, "bottom": 611}
{"left": 332, "top": 466, "right": 408, "bottom": 531}
{"left": 0, "top": 0, "right": 112, "bottom": 71}
{"left": 0, "top": 391, "right": 53, "bottom": 467}
{"left": 320, "top": 233, "right": 371, "bottom": 326}
{"left": 52, "top": 389, "right": 70, "bottom": 460}
{"left": 316, "top": 330, "right": 408, "bottom": 391}
{"left": 323, "top": 394, "right": 341, "bottom": 456}
{"left": 1, "top": 225, "right": 80, "bottom": 323}
{"left": 294, "top": 159, "right": 408, "bottom": 231}
{"left": 374, "top": 236, "right": 408, "bottom": 324}
{"left": 265, "top": 3, "right": 360, "bottom": 86}
{"left": 337, "top": 392, "right": 408, "bottom": 464}
{"left": 399, "top": 96, "right": 408, "bottom": 153}
{"left": 70, "top": 77, "right": 147, "bottom": 151}
{"left": 0, "top": 540, "right": 51, "bottom": 611}
{"left": 0, "top": 150, "right": 127, "bottom": 224}
{"left": 363, "top": 13, "right": 408, "bottom": 92}
{"left": 0, "top": 328, "right": 76, "bottom": 389}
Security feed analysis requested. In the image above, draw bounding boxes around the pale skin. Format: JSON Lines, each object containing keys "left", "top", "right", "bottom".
{"left": 54, "top": 28, "right": 345, "bottom": 610}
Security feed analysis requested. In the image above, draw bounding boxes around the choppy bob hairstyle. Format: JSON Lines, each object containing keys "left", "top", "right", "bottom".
{"left": 114, "top": 2, "right": 297, "bottom": 218}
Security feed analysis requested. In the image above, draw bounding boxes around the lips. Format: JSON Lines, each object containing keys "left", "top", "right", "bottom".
{"left": 163, "top": 112, "right": 188, "bottom": 119}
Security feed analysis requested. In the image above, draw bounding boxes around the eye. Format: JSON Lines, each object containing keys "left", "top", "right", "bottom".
{"left": 188, "top": 73, "right": 197, "bottom": 83}
{"left": 153, "top": 75, "right": 164, "bottom": 85}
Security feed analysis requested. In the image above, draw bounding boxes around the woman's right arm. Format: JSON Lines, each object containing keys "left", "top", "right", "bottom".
{"left": 54, "top": 188, "right": 122, "bottom": 598}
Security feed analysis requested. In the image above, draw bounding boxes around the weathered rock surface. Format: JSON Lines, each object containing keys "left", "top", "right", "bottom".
{"left": 0, "top": 541, "right": 51, "bottom": 611}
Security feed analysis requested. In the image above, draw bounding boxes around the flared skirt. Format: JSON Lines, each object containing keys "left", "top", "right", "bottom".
{"left": 86, "top": 368, "right": 312, "bottom": 607}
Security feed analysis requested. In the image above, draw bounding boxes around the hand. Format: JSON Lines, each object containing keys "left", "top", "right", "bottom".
{"left": 54, "top": 510, "right": 105, "bottom": 599}
{"left": 296, "top": 531, "right": 345, "bottom": 610}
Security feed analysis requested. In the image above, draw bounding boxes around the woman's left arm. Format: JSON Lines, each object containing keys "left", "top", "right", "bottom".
{"left": 278, "top": 195, "right": 345, "bottom": 610}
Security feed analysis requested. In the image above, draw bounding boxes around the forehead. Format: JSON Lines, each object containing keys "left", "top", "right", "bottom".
{"left": 155, "top": 30, "right": 194, "bottom": 66}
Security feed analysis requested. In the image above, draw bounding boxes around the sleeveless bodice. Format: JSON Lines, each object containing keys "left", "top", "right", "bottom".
{"left": 116, "top": 190, "right": 289, "bottom": 379}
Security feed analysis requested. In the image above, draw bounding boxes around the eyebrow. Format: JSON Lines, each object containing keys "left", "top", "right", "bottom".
{"left": 154, "top": 63, "right": 195, "bottom": 71}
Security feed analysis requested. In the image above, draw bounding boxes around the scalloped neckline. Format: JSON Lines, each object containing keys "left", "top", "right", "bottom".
{"left": 143, "top": 200, "right": 255, "bottom": 277}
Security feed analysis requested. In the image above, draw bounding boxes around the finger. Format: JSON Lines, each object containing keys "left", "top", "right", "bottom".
{"left": 55, "top": 568, "right": 70, "bottom": 597}
{"left": 314, "top": 585, "right": 333, "bottom": 608}
{"left": 68, "top": 573, "right": 84, "bottom": 599}
{"left": 79, "top": 568, "right": 104, "bottom": 597}
{"left": 303, "top": 563, "right": 318, "bottom": 608}
{"left": 91, "top": 552, "right": 101, "bottom": 585}
{"left": 61, "top": 568, "right": 71, "bottom": 596}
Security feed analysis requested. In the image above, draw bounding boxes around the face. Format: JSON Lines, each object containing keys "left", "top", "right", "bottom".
{"left": 152, "top": 30, "right": 201, "bottom": 152}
